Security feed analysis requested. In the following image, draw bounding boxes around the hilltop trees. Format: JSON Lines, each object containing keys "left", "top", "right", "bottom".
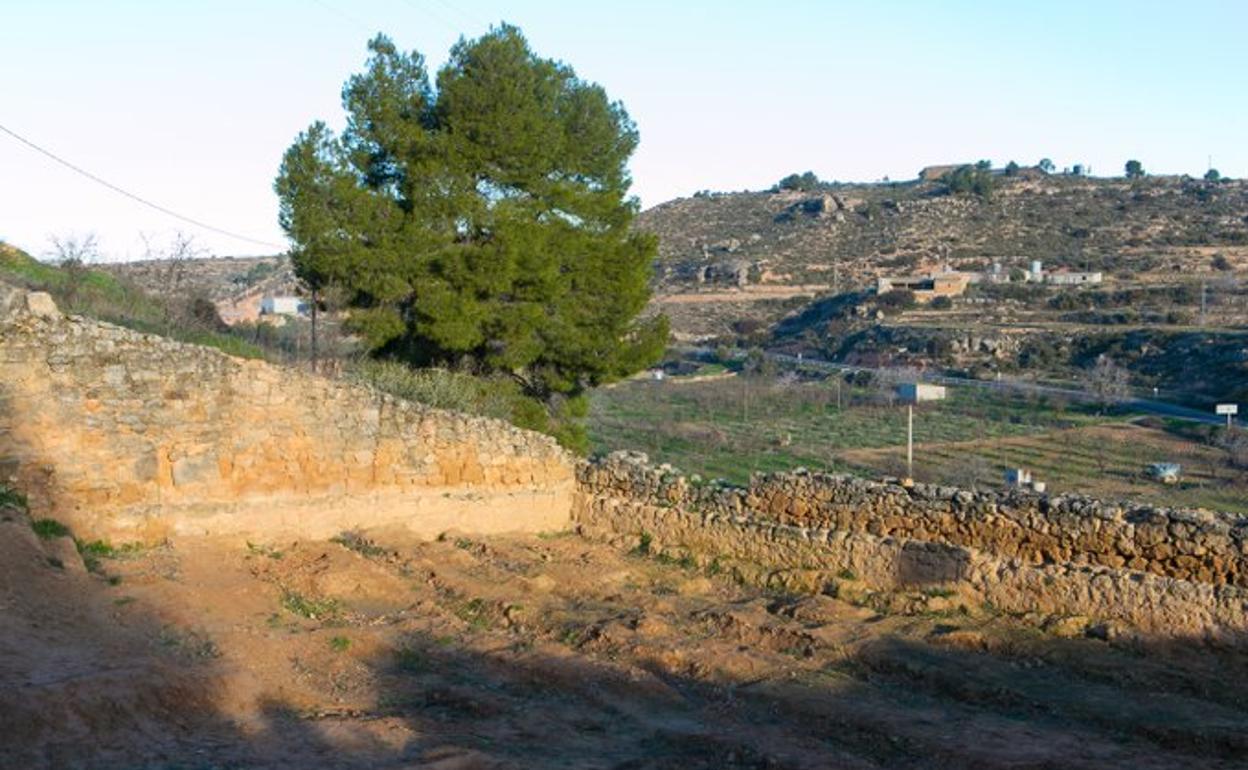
{"left": 275, "top": 27, "right": 667, "bottom": 449}
{"left": 1125, "top": 159, "right": 1145, "bottom": 179}
{"left": 942, "top": 164, "right": 994, "bottom": 199}
{"left": 1205, "top": 168, "right": 1221, "bottom": 182}
{"left": 1038, "top": 158, "right": 1055, "bottom": 173}
{"left": 775, "top": 171, "right": 823, "bottom": 192}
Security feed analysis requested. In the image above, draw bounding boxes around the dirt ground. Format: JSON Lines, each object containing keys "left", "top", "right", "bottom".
{"left": 4, "top": 512, "right": 1248, "bottom": 769}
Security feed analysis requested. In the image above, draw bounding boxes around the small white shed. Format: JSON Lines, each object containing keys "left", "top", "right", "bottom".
{"left": 260, "top": 296, "right": 305, "bottom": 316}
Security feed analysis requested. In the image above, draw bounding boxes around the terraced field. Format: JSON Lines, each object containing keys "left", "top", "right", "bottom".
{"left": 590, "top": 375, "right": 1104, "bottom": 483}
{"left": 590, "top": 374, "right": 1247, "bottom": 513}
{"left": 841, "top": 421, "right": 1248, "bottom": 513}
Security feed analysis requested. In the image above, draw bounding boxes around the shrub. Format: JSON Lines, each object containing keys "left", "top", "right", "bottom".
{"left": 929, "top": 296, "right": 953, "bottom": 310}
{"left": 876, "top": 289, "right": 916, "bottom": 310}
{"left": 350, "top": 360, "right": 589, "bottom": 453}
{"left": 31, "top": 518, "right": 69, "bottom": 539}
{"left": 0, "top": 484, "right": 28, "bottom": 512}
{"left": 941, "top": 165, "right": 995, "bottom": 199}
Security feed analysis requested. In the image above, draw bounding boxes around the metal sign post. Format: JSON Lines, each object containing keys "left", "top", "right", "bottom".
{"left": 1216, "top": 403, "right": 1238, "bottom": 430}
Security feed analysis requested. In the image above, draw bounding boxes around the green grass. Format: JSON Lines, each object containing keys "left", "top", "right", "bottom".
{"left": 31, "top": 518, "right": 70, "bottom": 539}
{"left": 330, "top": 531, "right": 387, "bottom": 558}
{"left": 73, "top": 539, "right": 142, "bottom": 574}
{"left": 329, "top": 635, "right": 352, "bottom": 652}
{"left": 589, "top": 375, "right": 1107, "bottom": 484}
{"left": 874, "top": 424, "right": 1248, "bottom": 514}
{"left": 0, "top": 484, "right": 28, "bottom": 512}
{"left": 0, "top": 242, "right": 265, "bottom": 360}
{"left": 280, "top": 590, "right": 340, "bottom": 621}
{"left": 246, "top": 541, "right": 284, "bottom": 560}
{"left": 454, "top": 597, "right": 493, "bottom": 631}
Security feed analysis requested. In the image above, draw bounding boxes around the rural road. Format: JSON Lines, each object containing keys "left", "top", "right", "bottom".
{"left": 683, "top": 347, "right": 1230, "bottom": 426}
{"left": 769, "top": 351, "right": 1227, "bottom": 425}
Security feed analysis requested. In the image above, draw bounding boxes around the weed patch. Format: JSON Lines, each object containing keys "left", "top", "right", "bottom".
{"left": 329, "top": 635, "right": 352, "bottom": 652}
{"left": 31, "top": 518, "right": 70, "bottom": 539}
{"left": 0, "top": 485, "right": 28, "bottom": 512}
{"left": 454, "top": 598, "right": 493, "bottom": 631}
{"left": 246, "top": 541, "right": 285, "bottom": 560}
{"left": 281, "top": 590, "right": 341, "bottom": 621}
{"left": 331, "top": 531, "right": 387, "bottom": 558}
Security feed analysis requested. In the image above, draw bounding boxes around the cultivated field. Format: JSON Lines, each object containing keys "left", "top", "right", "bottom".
{"left": 590, "top": 373, "right": 1248, "bottom": 513}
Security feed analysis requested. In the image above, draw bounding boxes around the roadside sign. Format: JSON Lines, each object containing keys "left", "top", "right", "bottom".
{"left": 1216, "top": 404, "right": 1239, "bottom": 415}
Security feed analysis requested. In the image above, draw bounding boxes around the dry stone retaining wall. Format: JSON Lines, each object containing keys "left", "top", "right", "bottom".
{"left": 0, "top": 283, "right": 573, "bottom": 541}
{"left": 575, "top": 452, "right": 1248, "bottom": 640}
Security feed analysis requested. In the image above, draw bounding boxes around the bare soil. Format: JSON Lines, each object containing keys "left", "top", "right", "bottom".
{"left": 4, "top": 513, "right": 1248, "bottom": 769}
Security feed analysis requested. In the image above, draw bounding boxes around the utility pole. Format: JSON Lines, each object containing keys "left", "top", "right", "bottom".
{"left": 907, "top": 403, "right": 914, "bottom": 480}
{"left": 310, "top": 287, "right": 319, "bottom": 375}
{"left": 1201, "top": 281, "right": 1208, "bottom": 326}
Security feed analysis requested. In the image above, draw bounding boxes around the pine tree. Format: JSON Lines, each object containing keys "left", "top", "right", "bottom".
{"left": 275, "top": 27, "right": 667, "bottom": 432}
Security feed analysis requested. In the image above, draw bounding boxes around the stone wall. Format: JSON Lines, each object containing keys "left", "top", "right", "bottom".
{"left": 0, "top": 283, "right": 573, "bottom": 541}
{"left": 575, "top": 452, "right": 1248, "bottom": 640}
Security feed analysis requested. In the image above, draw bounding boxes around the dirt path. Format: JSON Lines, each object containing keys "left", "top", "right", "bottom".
{"left": 3, "top": 515, "right": 1248, "bottom": 769}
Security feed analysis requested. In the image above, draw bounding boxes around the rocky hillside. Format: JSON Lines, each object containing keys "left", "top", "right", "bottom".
{"left": 638, "top": 174, "right": 1248, "bottom": 294}
{"left": 102, "top": 255, "right": 294, "bottom": 303}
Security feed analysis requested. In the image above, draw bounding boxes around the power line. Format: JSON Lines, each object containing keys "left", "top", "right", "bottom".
{"left": 397, "top": 0, "right": 462, "bottom": 35}
{"left": 430, "top": 0, "right": 490, "bottom": 30}
{"left": 0, "top": 121, "right": 284, "bottom": 250}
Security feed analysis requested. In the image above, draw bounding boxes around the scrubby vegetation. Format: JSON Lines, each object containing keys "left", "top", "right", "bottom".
{"left": 350, "top": 359, "right": 590, "bottom": 453}
{"left": 0, "top": 242, "right": 266, "bottom": 359}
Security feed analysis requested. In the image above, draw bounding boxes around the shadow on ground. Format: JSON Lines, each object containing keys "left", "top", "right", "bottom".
{"left": 4, "top": 514, "right": 1248, "bottom": 769}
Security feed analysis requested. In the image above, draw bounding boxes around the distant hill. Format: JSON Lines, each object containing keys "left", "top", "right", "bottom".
{"left": 637, "top": 174, "right": 1248, "bottom": 338}
{"left": 101, "top": 255, "right": 295, "bottom": 324}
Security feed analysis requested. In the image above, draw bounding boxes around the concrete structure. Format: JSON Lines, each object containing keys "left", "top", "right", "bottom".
{"left": 1046, "top": 270, "right": 1104, "bottom": 286}
{"left": 260, "top": 295, "right": 306, "bottom": 316}
{"left": 896, "top": 383, "right": 947, "bottom": 403}
{"left": 876, "top": 271, "right": 971, "bottom": 303}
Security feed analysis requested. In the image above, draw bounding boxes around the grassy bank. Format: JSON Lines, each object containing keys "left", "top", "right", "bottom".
{"left": 0, "top": 242, "right": 265, "bottom": 359}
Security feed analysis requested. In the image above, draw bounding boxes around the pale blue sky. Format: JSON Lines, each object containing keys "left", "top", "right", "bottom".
{"left": 2, "top": 0, "right": 1245, "bottom": 258}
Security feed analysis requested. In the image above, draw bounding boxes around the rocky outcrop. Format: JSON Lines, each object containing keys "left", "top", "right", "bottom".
{"left": 0, "top": 283, "right": 573, "bottom": 542}
{"left": 575, "top": 452, "right": 1248, "bottom": 641}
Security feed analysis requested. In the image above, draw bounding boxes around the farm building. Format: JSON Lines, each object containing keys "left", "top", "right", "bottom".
{"left": 1046, "top": 270, "right": 1104, "bottom": 286}
{"left": 260, "top": 295, "right": 307, "bottom": 316}
{"left": 876, "top": 271, "right": 971, "bottom": 303}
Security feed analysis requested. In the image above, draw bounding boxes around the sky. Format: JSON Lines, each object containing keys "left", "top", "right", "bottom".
{"left": 2, "top": 0, "right": 1246, "bottom": 260}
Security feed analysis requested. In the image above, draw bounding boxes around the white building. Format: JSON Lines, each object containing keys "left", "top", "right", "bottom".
{"left": 1046, "top": 271, "right": 1103, "bottom": 286}
{"left": 260, "top": 296, "right": 306, "bottom": 316}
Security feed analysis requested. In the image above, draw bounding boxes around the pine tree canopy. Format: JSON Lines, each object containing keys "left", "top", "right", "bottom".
{"left": 275, "top": 25, "right": 667, "bottom": 402}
